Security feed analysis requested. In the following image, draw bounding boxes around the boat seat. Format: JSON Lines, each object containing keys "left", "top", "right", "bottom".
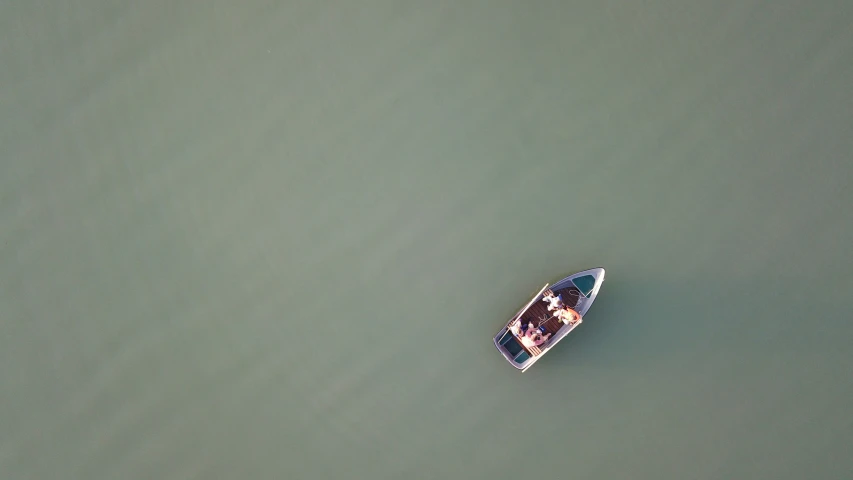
{"left": 527, "top": 345, "right": 542, "bottom": 356}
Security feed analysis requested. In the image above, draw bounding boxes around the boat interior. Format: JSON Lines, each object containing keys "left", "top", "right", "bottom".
{"left": 524, "top": 285, "right": 582, "bottom": 338}
{"left": 499, "top": 284, "right": 584, "bottom": 358}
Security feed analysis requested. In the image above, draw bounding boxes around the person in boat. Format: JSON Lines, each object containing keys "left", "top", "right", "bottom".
{"left": 520, "top": 328, "right": 550, "bottom": 347}
{"left": 555, "top": 306, "right": 582, "bottom": 326}
{"left": 509, "top": 318, "right": 523, "bottom": 336}
{"left": 542, "top": 290, "right": 564, "bottom": 311}
{"left": 509, "top": 319, "right": 536, "bottom": 337}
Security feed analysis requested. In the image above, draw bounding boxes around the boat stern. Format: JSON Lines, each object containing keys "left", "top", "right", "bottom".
{"left": 493, "top": 329, "right": 535, "bottom": 370}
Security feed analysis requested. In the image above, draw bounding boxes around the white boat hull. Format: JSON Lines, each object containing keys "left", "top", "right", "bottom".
{"left": 493, "top": 267, "right": 606, "bottom": 372}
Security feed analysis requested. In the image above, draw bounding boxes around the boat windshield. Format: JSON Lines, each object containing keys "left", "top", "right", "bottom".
{"left": 572, "top": 275, "right": 596, "bottom": 297}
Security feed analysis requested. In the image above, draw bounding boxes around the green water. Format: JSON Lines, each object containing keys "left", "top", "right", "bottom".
{"left": 2, "top": 1, "right": 852, "bottom": 479}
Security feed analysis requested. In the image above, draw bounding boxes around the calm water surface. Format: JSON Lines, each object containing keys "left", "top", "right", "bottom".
{"left": 1, "top": 1, "right": 852, "bottom": 478}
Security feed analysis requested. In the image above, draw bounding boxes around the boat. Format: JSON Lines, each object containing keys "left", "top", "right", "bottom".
{"left": 493, "top": 267, "right": 605, "bottom": 372}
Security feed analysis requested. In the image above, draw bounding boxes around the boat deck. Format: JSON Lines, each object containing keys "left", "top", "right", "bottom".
{"left": 517, "top": 285, "right": 582, "bottom": 353}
